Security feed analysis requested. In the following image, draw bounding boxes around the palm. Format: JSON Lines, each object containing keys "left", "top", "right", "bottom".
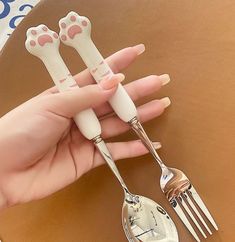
{"left": 25, "top": 123, "right": 96, "bottom": 203}
{"left": 1, "top": 106, "right": 96, "bottom": 204}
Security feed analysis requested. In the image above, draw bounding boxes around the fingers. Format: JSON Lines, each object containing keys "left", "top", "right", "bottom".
{"left": 94, "top": 74, "right": 171, "bottom": 117}
{"left": 126, "top": 74, "right": 170, "bottom": 100}
{"left": 92, "top": 139, "right": 161, "bottom": 168}
{"left": 35, "top": 85, "right": 58, "bottom": 98}
{"left": 39, "top": 74, "right": 124, "bottom": 118}
{"left": 39, "top": 44, "right": 145, "bottom": 97}
{"left": 100, "top": 97, "right": 171, "bottom": 139}
{"left": 73, "top": 44, "right": 145, "bottom": 87}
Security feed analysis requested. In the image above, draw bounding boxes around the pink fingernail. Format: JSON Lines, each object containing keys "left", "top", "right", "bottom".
{"left": 99, "top": 73, "right": 125, "bottom": 90}
{"left": 152, "top": 141, "right": 162, "bottom": 149}
{"left": 133, "top": 44, "right": 145, "bottom": 55}
{"left": 159, "top": 74, "right": 171, "bottom": 86}
{"left": 160, "top": 97, "right": 171, "bottom": 108}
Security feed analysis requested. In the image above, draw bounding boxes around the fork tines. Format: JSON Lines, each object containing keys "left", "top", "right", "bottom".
{"left": 170, "top": 185, "right": 218, "bottom": 241}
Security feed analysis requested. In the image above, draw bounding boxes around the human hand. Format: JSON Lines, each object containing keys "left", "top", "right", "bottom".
{"left": 0, "top": 44, "right": 171, "bottom": 209}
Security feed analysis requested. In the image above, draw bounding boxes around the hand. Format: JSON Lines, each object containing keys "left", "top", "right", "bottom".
{"left": 0, "top": 44, "right": 171, "bottom": 209}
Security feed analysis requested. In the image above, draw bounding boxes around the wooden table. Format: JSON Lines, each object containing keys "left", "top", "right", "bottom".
{"left": 0, "top": 0, "right": 234, "bottom": 241}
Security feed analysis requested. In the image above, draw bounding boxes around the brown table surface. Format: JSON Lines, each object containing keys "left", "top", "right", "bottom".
{"left": 0, "top": 0, "right": 234, "bottom": 241}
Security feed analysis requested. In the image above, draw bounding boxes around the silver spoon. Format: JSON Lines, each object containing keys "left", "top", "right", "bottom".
{"left": 25, "top": 24, "right": 179, "bottom": 242}
{"left": 95, "top": 138, "right": 178, "bottom": 242}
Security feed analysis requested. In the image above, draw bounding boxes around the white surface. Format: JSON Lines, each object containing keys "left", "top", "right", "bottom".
{"left": 0, "top": 0, "right": 40, "bottom": 51}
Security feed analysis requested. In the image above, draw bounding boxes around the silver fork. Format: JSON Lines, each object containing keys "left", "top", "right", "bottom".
{"left": 130, "top": 117, "right": 218, "bottom": 241}
{"left": 58, "top": 11, "right": 218, "bottom": 241}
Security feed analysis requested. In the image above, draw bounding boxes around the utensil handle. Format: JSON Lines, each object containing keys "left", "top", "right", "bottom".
{"left": 59, "top": 12, "right": 137, "bottom": 123}
{"left": 94, "top": 138, "right": 129, "bottom": 192}
{"left": 77, "top": 39, "right": 138, "bottom": 123}
{"left": 25, "top": 25, "right": 101, "bottom": 140}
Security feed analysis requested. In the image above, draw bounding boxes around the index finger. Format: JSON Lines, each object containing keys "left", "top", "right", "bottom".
{"left": 74, "top": 44, "right": 145, "bottom": 87}
{"left": 39, "top": 44, "right": 145, "bottom": 96}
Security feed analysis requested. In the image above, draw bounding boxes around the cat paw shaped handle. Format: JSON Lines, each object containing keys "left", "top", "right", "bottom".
{"left": 25, "top": 24, "right": 60, "bottom": 59}
{"left": 59, "top": 11, "right": 91, "bottom": 47}
{"left": 25, "top": 24, "right": 74, "bottom": 90}
{"left": 58, "top": 11, "right": 138, "bottom": 123}
{"left": 25, "top": 24, "right": 102, "bottom": 140}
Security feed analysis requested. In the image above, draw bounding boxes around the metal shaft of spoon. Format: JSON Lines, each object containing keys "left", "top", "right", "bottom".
{"left": 128, "top": 117, "right": 167, "bottom": 170}
{"left": 93, "top": 136, "right": 138, "bottom": 204}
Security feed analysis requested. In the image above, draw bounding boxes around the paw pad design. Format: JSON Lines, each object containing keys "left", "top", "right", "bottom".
{"left": 25, "top": 24, "right": 59, "bottom": 56}
{"left": 59, "top": 11, "right": 91, "bottom": 45}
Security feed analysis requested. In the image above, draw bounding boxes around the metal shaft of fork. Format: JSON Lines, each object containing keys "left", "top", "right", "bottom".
{"left": 93, "top": 136, "right": 138, "bottom": 204}
{"left": 128, "top": 117, "right": 167, "bottom": 170}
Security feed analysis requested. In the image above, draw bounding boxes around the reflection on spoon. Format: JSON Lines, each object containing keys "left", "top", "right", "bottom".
{"left": 95, "top": 140, "right": 178, "bottom": 242}
{"left": 123, "top": 195, "right": 178, "bottom": 241}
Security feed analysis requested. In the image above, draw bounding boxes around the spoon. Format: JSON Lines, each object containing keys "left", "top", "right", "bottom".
{"left": 25, "top": 24, "right": 178, "bottom": 242}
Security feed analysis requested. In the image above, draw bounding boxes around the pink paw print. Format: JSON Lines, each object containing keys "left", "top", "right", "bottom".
{"left": 25, "top": 24, "right": 59, "bottom": 56}
{"left": 59, "top": 11, "right": 90, "bottom": 45}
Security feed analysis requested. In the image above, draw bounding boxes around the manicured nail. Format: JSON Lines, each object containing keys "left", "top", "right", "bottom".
{"left": 152, "top": 141, "right": 162, "bottom": 149}
{"left": 160, "top": 97, "right": 171, "bottom": 108}
{"left": 99, "top": 73, "right": 125, "bottom": 90}
{"left": 159, "top": 74, "right": 170, "bottom": 86}
{"left": 133, "top": 44, "right": 145, "bottom": 55}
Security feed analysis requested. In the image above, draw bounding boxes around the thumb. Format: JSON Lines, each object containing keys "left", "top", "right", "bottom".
{"left": 40, "top": 73, "right": 125, "bottom": 118}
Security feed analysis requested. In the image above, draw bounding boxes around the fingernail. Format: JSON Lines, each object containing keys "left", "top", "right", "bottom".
{"left": 152, "top": 141, "right": 162, "bottom": 149}
{"left": 160, "top": 97, "right": 171, "bottom": 108}
{"left": 133, "top": 43, "right": 145, "bottom": 55}
{"left": 99, "top": 73, "right": 125, "bottom": 90}
{"left": 159, "top": 74, "right": 170, "bottom": 86}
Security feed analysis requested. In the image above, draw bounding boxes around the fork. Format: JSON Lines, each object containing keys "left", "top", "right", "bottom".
{"left": 130, "top": 118, "right": 219, "bottom": 241}
{"left": 58, "top": 11, "right": 218, "bottom": 241}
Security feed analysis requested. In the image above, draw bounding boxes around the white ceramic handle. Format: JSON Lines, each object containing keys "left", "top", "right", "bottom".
{"left": 25, "top": 24, "right": 101, "bottom": 140}
{"left": 59, "top": 11, "right": 137, "bottom": 123}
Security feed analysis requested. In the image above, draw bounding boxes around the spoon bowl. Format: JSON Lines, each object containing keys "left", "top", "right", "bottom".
{"left": 94, "top": 140, "right": 179, "bottom": 242}
{"left": 122, "top": 193, "right": 178, "bottom": 242}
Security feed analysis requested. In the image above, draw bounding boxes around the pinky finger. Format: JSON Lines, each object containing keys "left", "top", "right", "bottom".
{"left": 92, "top": 140, "right": 161, "bottom": 168}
